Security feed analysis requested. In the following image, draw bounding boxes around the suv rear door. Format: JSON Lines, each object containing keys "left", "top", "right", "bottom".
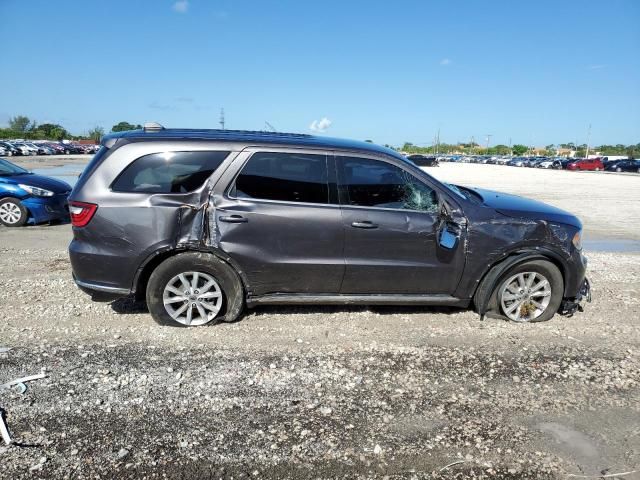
{"left": 212, "top": 148, "right": 344, "bottom": 295}
{"left": 336, "top": 154, "right": 466, "bottom": 295}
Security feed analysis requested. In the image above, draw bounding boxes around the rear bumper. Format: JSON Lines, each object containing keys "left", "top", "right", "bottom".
{"left": 73, "top": 276, "right": 129, "bottom": 301}
{"left": 69, "top": 238, "right": 135, "bottom": 295}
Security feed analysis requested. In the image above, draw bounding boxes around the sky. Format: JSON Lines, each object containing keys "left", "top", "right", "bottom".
{"left": 1, "top": 0, "right": 639, "bottom": 147}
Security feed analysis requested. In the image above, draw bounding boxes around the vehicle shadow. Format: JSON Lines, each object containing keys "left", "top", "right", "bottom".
{"left": 110, "top": 296, "right": 467, "bottom": 318}
{"left": 110, "top": 296, "right": 148, "bottom": 314}
{"left": 249, "top": 304, "right": 467, "bottom": 317}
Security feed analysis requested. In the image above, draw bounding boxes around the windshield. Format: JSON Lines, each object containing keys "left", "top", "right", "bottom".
{"left": 0, "top": 158, "right": 29, "bottom": 176}
{"left": 444, "top": 183, "right": 483, "bottom": 203}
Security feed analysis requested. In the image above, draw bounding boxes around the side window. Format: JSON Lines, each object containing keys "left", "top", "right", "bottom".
{"left": 233, "top": 152, "right": 329, "bottom": 204}
{"left": 338, "top": 156, "right": 438, "bottom": 212}
{"left": 111, "top": 151, "right": 229, "bottom": 193}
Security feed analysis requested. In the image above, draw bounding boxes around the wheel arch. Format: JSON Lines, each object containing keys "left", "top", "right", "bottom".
{"left": 132, "top": 246, "right": 249, "bottom": 302}
{"left": 472, "top": 248, "right": 568, "bottom": 316}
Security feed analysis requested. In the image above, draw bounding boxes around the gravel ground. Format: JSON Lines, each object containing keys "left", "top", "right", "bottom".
{"left": 1, "top": 162, "right": 639, "bottom": 479}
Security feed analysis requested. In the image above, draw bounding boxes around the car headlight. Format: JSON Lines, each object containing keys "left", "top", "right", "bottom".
{"left": 18, "top": 184, "right": 54, "bottom": 197}
{"left": 572, "top": 230, "right": 582, "bottom": 250}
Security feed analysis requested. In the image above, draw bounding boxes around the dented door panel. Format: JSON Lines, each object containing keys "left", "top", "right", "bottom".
{"left": 340, "top": 207, "right": 466, "bottom": 294}
{"left": 212, "top": 198, "right": 344, "bottom": 295}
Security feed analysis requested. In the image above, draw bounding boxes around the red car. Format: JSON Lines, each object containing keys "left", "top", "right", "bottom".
{"left": 566, "top": 158, "right": 604, "bottom": 171}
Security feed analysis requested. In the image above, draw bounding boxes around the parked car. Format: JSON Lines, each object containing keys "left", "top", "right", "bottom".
{"left": 68, "top": 124, "right": 590, "bottom": 327}
{"left": 566, "top": 158, "right": 604, "bottom": 171}
{"left": 0, "top": 158, "right": 71, "bottom": 226}
{"left": 0, "top": 142, "right": 21, "bottom": 156}
{"left": 605, "top": 160, "right": 640, "bottom": 173}
{"left": 536, "top": 159, "right": 556, "bottom": 169}
{"left": 406, "top": 154, "right": 439, "bottom": 167}
{"left": 58, "top": 143, "right": 83, "bottom": 154}
{"left": 507, "top": 158, "right": 525, "bottom": 167}
{"left": 602, "top": 159, "right": 624, "bottom": 170}
{"left": 27, "top": 142, "right": 53, "bottom": 155}
{"left": 12, "top": 142, "right": 37, "bottom": 156}
{"left": 558, "top": 158, "right": 574, "bottom": 169}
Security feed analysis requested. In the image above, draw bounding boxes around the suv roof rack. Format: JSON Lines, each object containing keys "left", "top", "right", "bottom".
{"left": 143, "top": 122, "right": 165, "bottom": 132}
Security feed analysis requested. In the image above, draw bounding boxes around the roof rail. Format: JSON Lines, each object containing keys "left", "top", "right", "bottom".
{"left": 143, "top": 122, "right": 164, "bottom": 132}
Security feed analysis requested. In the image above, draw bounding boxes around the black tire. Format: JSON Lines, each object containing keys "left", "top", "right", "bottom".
{"left": 0, "top": 197, "right": 28, "bottom": 227}
{"left": 492, "top": 260, "right": 563, "bottom": 323}
{"left": 146, "top": 252, "right": 244, "bottom": 327}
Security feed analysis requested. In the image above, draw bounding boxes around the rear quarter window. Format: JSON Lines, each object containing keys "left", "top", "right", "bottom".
{"left": 111, "top": 151, "right": 229, "bottom": 193}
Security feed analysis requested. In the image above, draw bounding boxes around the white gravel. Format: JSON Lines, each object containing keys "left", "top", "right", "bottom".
{"left": 0, "top": 162, "right": 639, "bottom": 479}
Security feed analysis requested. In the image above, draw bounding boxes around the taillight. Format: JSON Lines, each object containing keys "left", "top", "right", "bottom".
{"left": 69, "top": 201, "right": 98, "bottom": 227}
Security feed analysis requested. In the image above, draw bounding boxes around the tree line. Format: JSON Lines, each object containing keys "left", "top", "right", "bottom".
{"left": 0, "top": 115, "right": 142, "bottom": 142}
{"left": 2, "top": 114, "right": 637, "bottom": 157}
{"left": 400, "top": 141, "right": 639, "bottom": 158}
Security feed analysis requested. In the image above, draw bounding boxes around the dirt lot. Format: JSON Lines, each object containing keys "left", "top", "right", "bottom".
{"left": 1, "top": 160, "right": 639, "bottom": 479}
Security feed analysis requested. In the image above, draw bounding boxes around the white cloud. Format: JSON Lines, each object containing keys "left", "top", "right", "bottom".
{"left": 440, "top": 58, "right": 451, "bottom": 66}
{"left": 173, "top": 0, "right": 189, "bottom": 13}
{"left": 309, "top": 117, "right": 332, "bottom": 133}
{"left": 588, "top": 64, "right": 605, "bottom": 70}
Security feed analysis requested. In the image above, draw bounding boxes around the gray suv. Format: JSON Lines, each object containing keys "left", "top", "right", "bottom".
{"left": 68, "top": 124, "right": 590, "bottom": 326}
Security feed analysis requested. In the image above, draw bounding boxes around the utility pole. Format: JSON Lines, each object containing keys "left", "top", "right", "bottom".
{"left": 219, "top": 108, "right": 225, "bottom": 130}
{"left": 436, "top": 128, "right": 440, "bottom": 155}
{"left": 509, "top": 137, "right": 512, "bottom": 156}
{"left": 585, "top": 124, "right": 592, "bottom": 159}
{"left": 485, "top": 134, "right": 492, "bottom": 153}
{"left": 470, "top": 136, "right": 475, "bottom": 155}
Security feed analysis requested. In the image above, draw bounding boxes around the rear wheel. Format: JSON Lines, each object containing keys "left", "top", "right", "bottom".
{"left": 146, "top": 252, "right": 244, "bottom": 327}
{"left": 494, "top": 260, "right": 563, "bottom": 323}
{"left": 0, "top": 198, "right": 28, "bottom": 227}
{"left": 616, "top": 167, "right": 622, "bottom": 172}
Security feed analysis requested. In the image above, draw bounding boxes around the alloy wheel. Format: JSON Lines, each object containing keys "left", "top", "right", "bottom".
{"left": 162, "top": 271, "right": 223, "bottom": 326}
{"left": 500, "top": 272, "right": 552, "bottom": 322}
{"left": 0, "top": 202, "right": 22, "bottom": 225}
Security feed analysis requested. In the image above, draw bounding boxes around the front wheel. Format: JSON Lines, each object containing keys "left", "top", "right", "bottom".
{"left": 146, "top": 252, "right": 244, "bottom": 327}
{"left": 0, "top": 198, "right": 28, "bottom": 227}
{"left": 494, "top": 260, "right": 563, "bottom": 323}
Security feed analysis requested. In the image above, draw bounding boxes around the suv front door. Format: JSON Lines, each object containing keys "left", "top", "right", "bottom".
{"left": 213, "top": 149, "right": 344, "bottom": 296}
{"left": 336, "top": 154, "right": 466, "bottom": 295}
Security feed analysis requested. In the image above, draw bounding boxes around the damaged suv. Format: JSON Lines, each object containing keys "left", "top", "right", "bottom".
{"left": 68, "top": 124, "right": 590, "bottom": 326}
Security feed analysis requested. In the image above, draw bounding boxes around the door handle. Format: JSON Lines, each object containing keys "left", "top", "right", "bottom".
{"left": 351, "top": 221, "right": 378, "bottom": 229}
{"left": 219, "top": 215, "right": 248, "bottom": 223}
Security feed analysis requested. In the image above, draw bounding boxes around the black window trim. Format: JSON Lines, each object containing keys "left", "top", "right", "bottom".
{"left": 225, "top": 148, "right": 340, "bottom": 208}
{"left": 109, "top": 150, "right": 231, "bottom": 195}
{"left": 335, "top": 153, "right": 443, "bottom": 214}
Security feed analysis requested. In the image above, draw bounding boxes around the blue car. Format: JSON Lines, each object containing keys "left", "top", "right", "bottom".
{"left": 0, "top": 158, "right": 72, "bottom": 227}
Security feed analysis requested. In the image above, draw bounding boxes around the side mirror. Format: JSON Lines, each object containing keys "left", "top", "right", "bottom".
{"left": 439, "top": 228, "right": 458, "bottom": 249}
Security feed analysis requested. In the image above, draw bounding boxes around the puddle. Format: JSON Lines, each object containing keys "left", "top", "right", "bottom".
{"left": 583, "top": 239, "right": 640, "bottom": 253}
{"left": 32, "top": 164, "right": 87, "bottom": 187}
